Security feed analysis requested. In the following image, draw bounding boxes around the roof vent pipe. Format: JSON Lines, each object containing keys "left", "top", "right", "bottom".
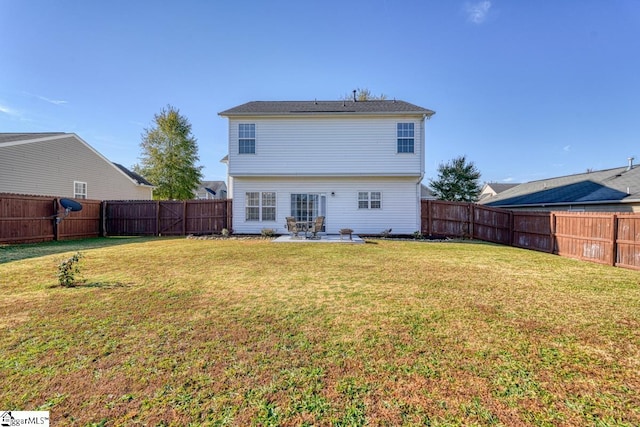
{"left": 353, "top": 89, "right": 357, "bottom": 102}
{"left": 628, "top": 157, "right": 634, "bottom": 171}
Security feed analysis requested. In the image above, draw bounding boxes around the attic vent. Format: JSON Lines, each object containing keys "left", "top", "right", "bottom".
{"left": 627, "top": 157, "right": 634, "bottom": 171}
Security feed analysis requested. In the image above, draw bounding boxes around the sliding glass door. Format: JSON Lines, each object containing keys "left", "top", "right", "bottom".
{"left": 291, "top": 193, "right": 326, "bottom": 230}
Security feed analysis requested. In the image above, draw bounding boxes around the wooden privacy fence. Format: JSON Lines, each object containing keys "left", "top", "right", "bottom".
{"left": 0, "top": 193, "right": 101, "bottom": 244}
{"left": 1, "top": 194, "right": 231, "bottom": 244}
{"left": 3, "top": 193, "right": 640, "bottom": 270}
{"left": 103, "top": 199, "right": 232, "bottom": 237}
{"left": 421, "top": 200, "right": 640, "bottom": 270}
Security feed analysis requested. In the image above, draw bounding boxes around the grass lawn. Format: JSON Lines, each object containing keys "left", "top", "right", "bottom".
{"left": 0, "top": 237, "right": 639, "bottom": 426}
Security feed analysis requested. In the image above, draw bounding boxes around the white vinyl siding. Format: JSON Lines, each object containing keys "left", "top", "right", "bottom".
{"left": 228, "top": 116, "right": 424, "bottom": 177}
{"left": 233, "top": 177, "right": 419, "bottom": 234}
{"left": 0, "top": 135, "right": 153, "bottom": 200}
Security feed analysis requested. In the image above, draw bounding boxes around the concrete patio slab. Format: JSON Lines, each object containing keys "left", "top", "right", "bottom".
{"left": 273, "top": 234, "right": 365, "bottom": 244}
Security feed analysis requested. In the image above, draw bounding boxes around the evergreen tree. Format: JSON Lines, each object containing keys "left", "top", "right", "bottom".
{"left": 134, "top": 105, "right": 203, "bottom": 200}
{"left": 429, "top": 155, "right": 482, "bottom": 202}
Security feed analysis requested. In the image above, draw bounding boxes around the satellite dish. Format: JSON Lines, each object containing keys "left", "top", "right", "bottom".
{"left": 60, "top": 198, "right": 83, "bottom": 212}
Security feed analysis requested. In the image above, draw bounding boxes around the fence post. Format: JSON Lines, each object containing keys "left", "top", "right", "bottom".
{"left": 427, "top": 200, "right": 433, "bottom": 236}
{"left": 508, "top": 210, "right": 514, "bottom": 247}
{"left": 52, "top": 198, "right": 59, "bottom": 241}
{"left": 611, "top": 214, "right": 618, "bottom": 267}
{"left": 101, "top": 201, "right": 107, "bottom": 237}
{"left": 550, "top": 212, "right": 557, "bottom": 254}
{"left": 155, "top": 201, "right": 160, "bottom": 236}
{"left": 469, "top": 203, "right": 475, "bottom": 239}
{"left": 183, "top": 201, "right": 187, "bottom": 236}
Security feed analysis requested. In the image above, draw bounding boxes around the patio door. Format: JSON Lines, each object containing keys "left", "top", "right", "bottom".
{"left": 291, "top": 193, "right": 326, "bottom": 231}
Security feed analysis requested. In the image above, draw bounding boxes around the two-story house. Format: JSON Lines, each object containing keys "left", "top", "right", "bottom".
{"left": 218, "top": 100, "right": 435, "bottom": 235}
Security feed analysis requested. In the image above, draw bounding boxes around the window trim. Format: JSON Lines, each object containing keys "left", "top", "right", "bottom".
{"left": 397, "top": 122, "right": 415, "bottom": 154}
{"left": 358, "top": 191, "right": 382, "bottom": 209}
{"left": 238, "top": 123, "right": 256, "bottom": 154}
{"left": 245, "top": 191, "right": 276, "bottom": 222}
{"left": 74, "top": 181, "right": 87, "bottom": 199}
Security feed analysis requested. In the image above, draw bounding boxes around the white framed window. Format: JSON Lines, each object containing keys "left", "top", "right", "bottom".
{"left": 262, "top": 192, "right": 276, "bottom": 221}
{"left": 239, "top": 123, "right": 256, "bottom": 154}
{"left": 74, "top": 181, "right": 87, "bottom": 199}
{"left": 397, "top": 122, "right": 414, "bottom": 153}
{"left": 358, "top": 191, "right": 381, "bottom": 209}
{"left": 246, "top": 191, "right": 276, "bottom": 221}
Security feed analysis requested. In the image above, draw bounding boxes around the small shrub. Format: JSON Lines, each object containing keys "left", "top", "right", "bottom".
{"left": 261, "top": 228, "right": 275, "bottom": 238}
{"left": 413, "top": 231, "right": 424, "bottom": 240}
{"left": 221, "top": 228, "right": 231, "bottom": 237}
{"left": 57, "top": 252, "right": 83, "bottom": 287}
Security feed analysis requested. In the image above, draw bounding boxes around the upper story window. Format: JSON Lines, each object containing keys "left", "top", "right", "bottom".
{"left": 239, "top": 123, "right": 256, "bottom": 154}
{"left": 74, "top": 181, "right": 87, "bottom": 199}
{"left": 358, "top": 191, "right": 381, "bottom": 209}
{"left": 397, "top": 123, "right": 414, "bottom": 153}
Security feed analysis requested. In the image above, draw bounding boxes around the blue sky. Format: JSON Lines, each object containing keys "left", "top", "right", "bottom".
{"left": 1, "top": 1, "right": 639, "bottom": 185}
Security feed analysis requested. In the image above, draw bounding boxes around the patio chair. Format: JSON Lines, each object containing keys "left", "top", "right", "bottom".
{"left": 285, "top": 216, "right": 300, "bottom": 239}
{"left": 309, "top": 216, "right": 325, "bottom": 239}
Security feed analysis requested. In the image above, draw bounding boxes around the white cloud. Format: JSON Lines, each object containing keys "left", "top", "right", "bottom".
{"left": 0, "top": 103, "right": 20, "bottom": 117}
{"left": 502, "top": 177, "right": 513, "bottom": 182}
{"left": 563, "top": 145, "right": 571, "bottom": 152}
{"left": 38, "top": 95, "right": 68, "bottom": 105}
{"left": 465, "top": 1, "right": 492, "bottom": 24}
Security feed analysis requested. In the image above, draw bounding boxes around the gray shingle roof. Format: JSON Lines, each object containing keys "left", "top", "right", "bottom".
{"left": 486, "top": 183, "right": 520, "bottom": 193}
{"left": 482, "top": 165, "right": 640, "bottom": 207}
{"left": 219, "top": 100, "right": 435, "bottom": 116}
{"left": 113, "top": 163, "right": 154, "bottom": 186}
{"left": 0, "top": 132, "right": 66, "bottom": 144}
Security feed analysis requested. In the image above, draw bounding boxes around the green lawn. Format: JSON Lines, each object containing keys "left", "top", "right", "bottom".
{"left": 1, "top": 237, "right": 639, "bottom": 426}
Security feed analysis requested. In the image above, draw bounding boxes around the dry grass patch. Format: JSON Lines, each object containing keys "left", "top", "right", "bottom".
{"left": 1, "top": 237, "right": 639, "bottom": 426}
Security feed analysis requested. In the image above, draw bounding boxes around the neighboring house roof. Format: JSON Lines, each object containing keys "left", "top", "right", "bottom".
{"left": 195, "top": 180, "right": 227, "bottom": 196}
{"left": 219, "top": 100, "right": 435, "bottom": 117}
{"left": 482, "top": 164, "right": 640, "bottom": 208}
{"left": 484, "top": 183, "right": 520, "bottom": 194}
{"left": 0, "top": 132, "right": 155, "bottom": 189}
{"left": 478, "top": 182, "right": 520, "bottom": 202}
{"left": 420, "top": 184, "right": 436, "bottom": 200}
{"left": 113, "top": 163, "right": 154, "bottom": 186}
{"left": 0, "top": 132, "right": 66, "bottom": 144}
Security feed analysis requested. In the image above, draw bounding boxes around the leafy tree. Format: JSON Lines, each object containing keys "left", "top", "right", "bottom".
{"left": 134, "top": 105, "right": 203, "bottom": 200}
{"left": 342, "top": 88, "right": 388, "bottom": 101}
{"left": 429, "top": 155, "right": 482, "bottom": 202}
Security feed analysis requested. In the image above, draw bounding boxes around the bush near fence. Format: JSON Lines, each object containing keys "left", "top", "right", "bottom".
{"left": 3, "top": 193, "right": 640, "bottom": 270}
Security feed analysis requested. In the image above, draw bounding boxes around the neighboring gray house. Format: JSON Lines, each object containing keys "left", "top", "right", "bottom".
{"left": 219, "top": 100, "right": 435, "bottom": 234}
{"left": 480, "top": 159, "right": 640, "bottom": 212}
{"left": 0, "top": 133, "right": 154, "bottom": 200}
{"left": 194, "top": 180, "right": 227, "bottom": 199}
{"left": 478, "top": 182, "right": 520, "bottom": 203}
{"left": 420, "top": 184, "right": 436, "bottom": 200}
